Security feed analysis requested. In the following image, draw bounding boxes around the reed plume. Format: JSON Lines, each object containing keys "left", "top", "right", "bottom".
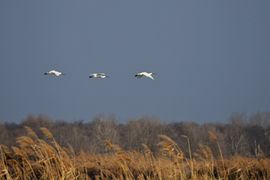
{"left": 24, "top": 126, "right": 38, "bottom": 139}
{"left": 103, "top": 140, "right": 113, "bottom": 148}
{"left": 40, "top": 127, "right": 53, "bottom": 139}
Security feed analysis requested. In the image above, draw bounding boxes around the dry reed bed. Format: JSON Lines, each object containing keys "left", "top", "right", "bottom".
{"left": 0, "top": 127, "right": 269, "bottom": 179}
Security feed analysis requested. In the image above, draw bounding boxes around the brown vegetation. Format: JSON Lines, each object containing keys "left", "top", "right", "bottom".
{"left": 0, "top": 126, "right": 270, "bottom": 179}
{"left": 0, "top": 111, "right": 270, "bottom": 179}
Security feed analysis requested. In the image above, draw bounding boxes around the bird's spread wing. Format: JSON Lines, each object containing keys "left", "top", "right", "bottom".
{"left": 97, "top": 73, "right": 105, "bottom": 75}
{"left": 48, "top": 70, "right": 55, "bottom": 74}
{"left": 144, "top": 74, "right": 154, "bottom": 80}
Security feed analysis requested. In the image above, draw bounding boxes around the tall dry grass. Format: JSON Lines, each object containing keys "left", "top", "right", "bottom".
{"left": 0, "top": 126, "right": 270, "bottom": 179}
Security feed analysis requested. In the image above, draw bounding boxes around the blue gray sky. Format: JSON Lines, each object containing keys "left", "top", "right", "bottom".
{"left": 1, "top": 1, "right": 270, "bottom": 124}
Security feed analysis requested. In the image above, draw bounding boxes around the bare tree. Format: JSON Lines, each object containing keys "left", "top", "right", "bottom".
{"left": 2, "top": 112, "right": 270, "bottom": 157}
{"left": 226, "top": 112, "right": 249, "bottom": 155}
{"left": 175, "top": 121, "right": 200, "bottom": 155}
{"left": 248, "top": 111, "right": 270, "bottom": 156}
{"left": 20, "top": 114, "right": 53, "bottom": 138}
{"left": 123, "top": 115, "right": 176, "bottom": 153}
{"left": 87, "top": 114, "right": 120, "bottom": 153}
{"left": 0, "top": 120, "right": 9, "bottom": 145}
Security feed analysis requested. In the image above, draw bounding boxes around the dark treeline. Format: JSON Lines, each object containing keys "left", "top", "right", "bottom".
{"left": 1, "top": 111, "right": 270, "bottom": 158}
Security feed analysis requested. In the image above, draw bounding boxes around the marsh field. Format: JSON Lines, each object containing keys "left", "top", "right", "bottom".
{"left": 1, "top": 112, "right": 270, "bottom": 179}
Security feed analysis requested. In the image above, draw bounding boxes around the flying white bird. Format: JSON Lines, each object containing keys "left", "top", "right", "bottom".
{"left": 89, "top": 73, "right": 109, "bottom": 78}
{"left": 44, "top": 70, "right": 65, "bottom": 76}
{"left": 135, "top": 72, "right": 155, "bottom": 80}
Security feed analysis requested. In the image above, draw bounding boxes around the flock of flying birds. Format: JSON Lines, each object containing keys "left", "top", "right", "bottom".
{"left": 44, "top": 70, "right": 156, "bottom": 80}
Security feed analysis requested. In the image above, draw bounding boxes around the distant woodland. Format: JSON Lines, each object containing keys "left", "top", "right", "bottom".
{"left": 1, "top": 111, "right": 270, "bottom": 158}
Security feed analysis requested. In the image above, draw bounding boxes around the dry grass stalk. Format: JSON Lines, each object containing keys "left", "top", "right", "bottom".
{"left": 0, "top": 145, "right": 12, "bottom": 154}
{"left": 24, "top": 126, "right": 38, "bottom": 139}
{"left": 158, "top": 135, "right": 182, "bottom": 158}
{"left": 103, "top": 140, "right": 113, "bottom": 148}
{"left": 16, "top": 136, "right": 36, "bottom": 148}
{"left": 63, "top": 147, "right": 69, "bottom": 153}
{"left": 157, "top": 142, "right": 174, "bottom": 152}
{"left": 208, "top": 131, "right": 218, "bottom": 143}
{"left": 259, "top": 147, "right": 266, "bottom": 158}
{"left": 40, "top": 127, "right": 53, "bottom": 139}
{"left": 142, "top": 143, "right": 152, "bottom": 157}
{"left": 208, "top": 131, "right": 226, "bottom": 179}
{"left": 182, "top": 135, "right": 194, "bottom": 178}
{"left": 158, "top": 135, "right": 176, "bottom": 145}
{"left": 67, "top": 143, "right": 75, "bottom": 156}
{"left": 112, "top": 144, "right": 125, "bottom": 154}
